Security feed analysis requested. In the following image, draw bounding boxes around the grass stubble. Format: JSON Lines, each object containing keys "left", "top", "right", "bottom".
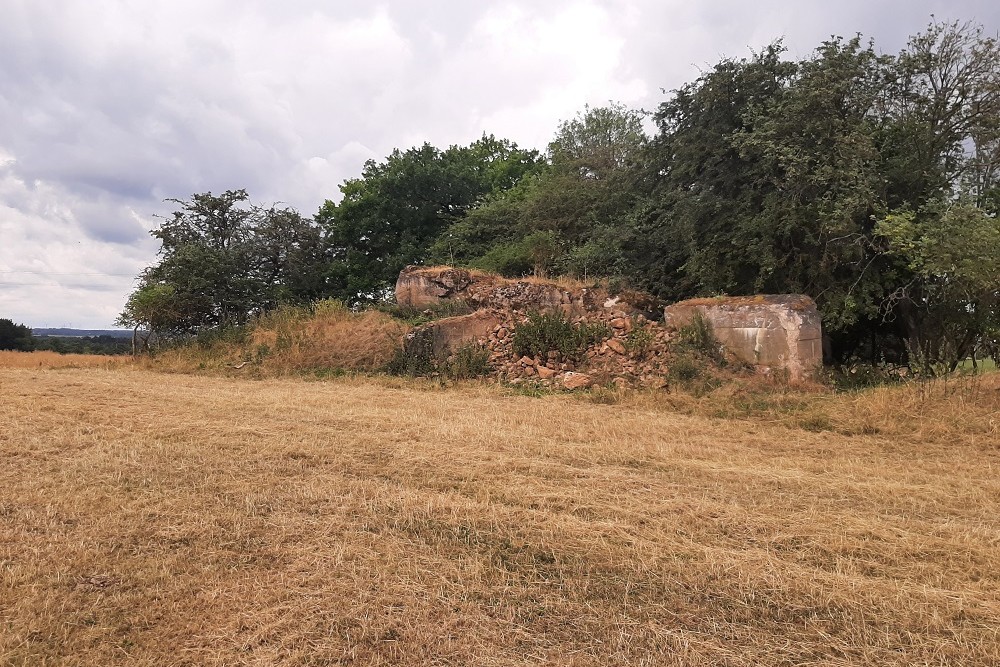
{"left": 1, "top": 363, "right": 998, "bottom": 665}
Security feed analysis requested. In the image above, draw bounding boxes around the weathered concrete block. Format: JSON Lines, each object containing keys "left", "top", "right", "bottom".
{"left": 395, "top": 265, "right": 662, "bottom": 319}
{"left": 410, "top": 310, "right": 501, "bottom": 357}
{"left": 664, "top": 295, "right": 822, "bottom": 381}
{"left": 395, "top": 266, "right": 477, "bottom": 308}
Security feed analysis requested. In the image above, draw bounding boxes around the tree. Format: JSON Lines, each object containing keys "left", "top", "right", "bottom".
{"left": 430, "top": 104, "right": 649, "bottom": 279}
{"left": 115, "top": 284, "right": 182, "bottom": 354}
{"left": 879, "top": 20, "right": 1000, "bottom": 209}
{"left": 0, "top": 318, "right": 33, "bottom": 351}
{"left": 876, "top": 201, "right": 1000, "bottom": 373}
{"left": 629, "top": 43, "right": 799, "bottom": 301}
{"left": 317, "top": 135, "right": 542, "bottom": 302}
{"left": 627, "top": 23, "right": 1000, "bottom": 368}
{"left": 125, "top": 190, "right": 328, "bottom": 334}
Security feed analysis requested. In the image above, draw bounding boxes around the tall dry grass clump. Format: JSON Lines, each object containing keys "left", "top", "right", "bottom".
{"left": 251, "top": 300, "right": 407, "bottom": 372}
{"left": 147, "top": 300, "right": 408, "bottom": 376}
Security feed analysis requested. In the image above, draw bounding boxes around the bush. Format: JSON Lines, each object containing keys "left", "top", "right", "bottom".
{"left": 385, "top": 329, "right": 437, "bottom": 377}
{"left": 624, "top": 325, "right": 654, "bottom": 358}
{"left": 512, "top": 311, "right": 609, "bottom": 361}
{"left": 675, "top": 312, "right": 722, "bottom": 361}
{"left": 445, "top": 343, "right": 492, "bottom": 380}
{"left": 195, "top": 325, "right": 249, "bottom": 350}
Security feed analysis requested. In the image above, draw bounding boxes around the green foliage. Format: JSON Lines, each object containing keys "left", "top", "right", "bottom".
{"left": 876, "top": 202, "right": 1000, "bottom": 374}
{"left": 117, "top": 20, "right": 1000, "bottom": 376}
{"left": 318, "top": 136, "right": 543, "bottom": 303}
{"left": 666, "top": 351, "right": 722, "bottom": 397}
{"left": 444, "top": 343, "right": 492, "bottom": 380}
{"left": 385, "top": 329, "right": 437, "bottom": 377}
{"left": 471, "top": 230, "right": 560, "bottom": 278}
{"left": 123, "top": 191, "right": 327, "bottom": 337}
{"left": 675, "top": 312, "right": 723, "bottom": 363}
{"left": 195, "top": 325, "right": 249, "bottom": 351}
{"left": 0, "top": 318, "right": 34, "bottom": 351}
{"left": 427, "top": 104, "right": 648, "bottom": 280}
{"left": 31, "top": 335, "right": 130, "bottom": 355}
{"left": 512, "top": 311, "right": 609, "bottom": 361}
{"left": 623, "top": 325, "right": 654, "bottom": 358}
{"left": 387, "top": 334, "right": 491, "bottom": 380}
{"left": 822, "top": 363, "right": 907, "bottom": 391}
{"left": 667, "top": 353, "right": 702, "bottom": 383}
{"left": 375, "top": 299, "right": 475, "bottom": 325}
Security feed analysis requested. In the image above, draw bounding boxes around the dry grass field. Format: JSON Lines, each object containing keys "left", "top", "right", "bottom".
{"left": 0, "top": 350, "right": 130, "bottom": 370}
{"left": 1, "top": 366, "right": 999, "bottom": 665}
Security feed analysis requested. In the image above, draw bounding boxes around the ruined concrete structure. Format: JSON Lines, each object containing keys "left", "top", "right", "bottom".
{"left": 395, "top": 266, "right": 823, "bottom": 384}
{"left": 664, "top": 295, "right": 823, "bottom": 381}
{"left": 395, "top": 266, "right": 661, "bottom": 318}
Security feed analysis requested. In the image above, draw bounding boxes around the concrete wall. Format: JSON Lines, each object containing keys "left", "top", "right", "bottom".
{"left": 664, "top": 295, "right": 822, "bottom": 381}
{"left": 395, "top": 266, "right": 662, "bottom": 319}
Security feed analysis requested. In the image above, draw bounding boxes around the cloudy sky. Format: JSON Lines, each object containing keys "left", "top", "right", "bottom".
{"left": 1, "top": 0, "right": 997, "bottom": 329}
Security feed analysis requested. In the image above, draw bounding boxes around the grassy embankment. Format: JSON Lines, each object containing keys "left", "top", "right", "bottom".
{"left": 1, "top": 356, "right": 998, "bottom": 665}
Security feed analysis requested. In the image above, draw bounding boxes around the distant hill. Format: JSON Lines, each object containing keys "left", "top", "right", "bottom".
{"left": 33, "top": 328, "right": 134, "bottom": 339}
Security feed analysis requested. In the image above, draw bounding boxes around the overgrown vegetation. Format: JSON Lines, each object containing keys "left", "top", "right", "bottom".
{"left": 375, "top": 299, "right": 476, "bottom": 325}
{"left": 147, "top": 300, "right": 406, "bottom": 376}
{"left": 511, "top": 311, "right": 610, "bottom": 361}
{"left": 119, "top": 19, "right": 1000, "bottom": 378}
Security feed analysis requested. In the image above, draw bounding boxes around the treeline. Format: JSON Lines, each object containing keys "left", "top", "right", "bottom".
{"left": 121, "top": 20, "right": 1000, "bottom": 374}
{"left": 0, "top": 319, "right": 131, "bottom": 354}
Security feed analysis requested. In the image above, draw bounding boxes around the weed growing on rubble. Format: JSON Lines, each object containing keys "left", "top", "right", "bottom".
{"left": 675, "top": 312, "right": 723, "bottom": 362}
{"left": 445, "top": 343, "right": 492, "bottom": 379}
{"left": 512, "top": 311, "right": 610, "bottom": 362}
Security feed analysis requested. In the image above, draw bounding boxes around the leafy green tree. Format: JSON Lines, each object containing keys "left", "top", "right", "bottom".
{"left": 430, "top": 104, "right": 649, "bottom": 279}
{"left": 126, "top": 190, "right": 327, "bottom": 333}
{"left": 115, "top": 284, "right": 182, "bottom": 353}
{"left": 628, "top": 23, "right": 1000, "bottom": 368}
{"left": 629, "top": 43, "right": 798, "bottom": 301}
{"left": 317, "top": 136, "right": 542, "bottom": 302}
{"left": 0, "top": 318, "right": 34, "bottom": 351}
{"left": 880, "top": 20, "right": 1000, "bottom": 209}
{"left": 876, "top": 201, "right": 1000, "bottom": 373}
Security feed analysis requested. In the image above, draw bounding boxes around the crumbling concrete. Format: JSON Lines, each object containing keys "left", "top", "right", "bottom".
{"left": 409, "top": 310, "right": 501, "bottom": 357}
{"left": 396, "top": 267, "right": 824, "bottom": 385}
{"left": 664, "top": 295, "right": 822, "bottom": 381}
{"left": 395, "top": 265, "right": 661, "bottom": 319}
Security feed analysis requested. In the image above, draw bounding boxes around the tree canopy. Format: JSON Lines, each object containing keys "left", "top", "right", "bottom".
{"left": 0, "top": 318, "right": 34, "bottom": 351}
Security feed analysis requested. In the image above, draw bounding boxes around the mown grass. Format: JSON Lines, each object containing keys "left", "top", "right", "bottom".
{"left": 1, "top": 367, "right": 998, "bottom": 665}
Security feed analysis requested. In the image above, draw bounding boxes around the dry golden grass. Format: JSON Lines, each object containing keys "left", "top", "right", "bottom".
{"left": 0, "top": 350, "right": 131, "bottom": 370}
{"left": 2, "top": 368, "right": 999, "bottom": 665}
{"left": 147, "top": 302, "right": 408, "bottom": 377}
{"left": 410, "top": 265, "right": 599, "bottom": 292}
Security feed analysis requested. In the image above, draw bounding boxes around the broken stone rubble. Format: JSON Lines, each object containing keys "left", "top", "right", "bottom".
{"left": 396, "top": 266, "right": 822, "bottom": 386}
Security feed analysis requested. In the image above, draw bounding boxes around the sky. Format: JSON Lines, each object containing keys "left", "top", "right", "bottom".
{"left": 1, "top": 0, "right": 997, "bottom": 329}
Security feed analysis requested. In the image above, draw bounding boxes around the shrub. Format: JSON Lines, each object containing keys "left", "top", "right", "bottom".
{"left": 512, "top": 311, "right": 610, "bottom": 361}
{"left": 624, "top": 325, "right": 654, "bottom": 358}
{"left": 385, "top": 329, "right": 437, "bottom": 377}
{"left": 445, "top": 343, "right": 492, "bottom": 380}
{"left": 675, "top": 311, "right": 722, "bottom": 361}
{"left": 667, "top": 352, "right": 702, "bottom": 383}
{"left": 196, "top": 325, "right": 249, "bottom": 350}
